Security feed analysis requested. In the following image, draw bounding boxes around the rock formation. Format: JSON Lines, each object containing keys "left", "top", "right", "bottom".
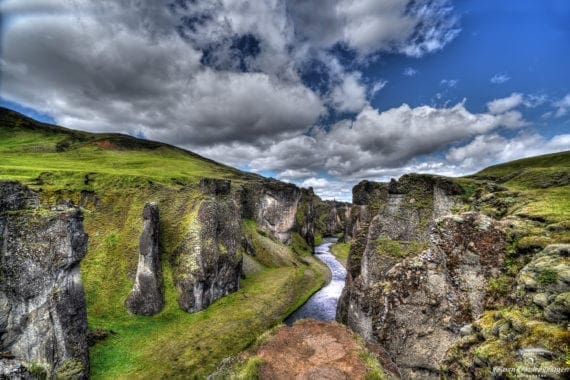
{"left": 0, "top": 182, "right": 89, "bottom": 379}
{"left": 315, "top": 200, "right": 352, "bottom": 239}
{"left": 516, "top": 244, "right": 569, "bottom": 323}
{"left": 337, "top": 175, "right": 514, "bottom": 378}
{"left": 173, "top": 179, "right": 243, "bottom": 313}
{"left": 241, "top": 180, "right": 306, "bottom": 245}
{"left": 125, "top": 202, "right": 163, "bottom": 315}
{"left": 172, "top": 178, "right": 318, "bottom": 313}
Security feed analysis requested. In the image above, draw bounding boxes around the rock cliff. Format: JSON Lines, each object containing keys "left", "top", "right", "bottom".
{"left": 173, "top": 179, "right": 243, "bottom": 313}
{"left": 172, "top": 178, "right": 317, "bottom": 313}
{"left": 125, "top": 202, "right": 163, "bottom": 315}
{"left": 241, "top": 180, "right": 314, "bottom": 245}
{"left": 338, "top": 173, "right": 570, "bottom": 378}
{"left": 314, "top": 200, "right": 352, "bottom": 239}
{"left": 0, "top": 182, "right": 89, "bottom": 378}
{"left": 337, "top": 175, "right": 510, "bottom": 378}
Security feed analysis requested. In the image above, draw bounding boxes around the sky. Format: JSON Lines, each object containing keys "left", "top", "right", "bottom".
{"left": 1, "top": 0, "right": 569, "bottom": 201}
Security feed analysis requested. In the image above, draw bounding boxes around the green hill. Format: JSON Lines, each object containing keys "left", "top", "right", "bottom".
{"left": 467, "top": 151, "right": 569, "bottom": 244}
{"left": 0, "top": 107, "right": 327, "bottom": 378}
{"left": 0, "top": 107, "right": 260, "bottom": 191}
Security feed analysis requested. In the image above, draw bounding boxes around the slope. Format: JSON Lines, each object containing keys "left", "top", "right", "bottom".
{"left": 0, "top": 107, "right": 327, "bottom": 378}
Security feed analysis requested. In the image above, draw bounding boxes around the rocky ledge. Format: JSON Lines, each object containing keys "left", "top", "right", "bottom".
{"left": 0, "top": 182, "right": 89, "bottom": 379}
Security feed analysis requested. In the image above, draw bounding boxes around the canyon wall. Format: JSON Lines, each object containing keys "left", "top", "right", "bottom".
{"left": 171, "top": 178, "right": 317, "bottom": 313}
{"left": 337, "top": 175, "right": 512, "bottom": 378}
{"left": 0, "top": 182, "right": 89, "bottom": 379}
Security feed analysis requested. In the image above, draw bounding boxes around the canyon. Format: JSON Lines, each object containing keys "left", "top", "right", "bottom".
{"left": 0, "top": 107, "right": 568, "bottom": 378}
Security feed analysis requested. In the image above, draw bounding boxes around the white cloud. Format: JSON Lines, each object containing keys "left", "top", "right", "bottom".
{"left": 277, "top": 169, "right": 317, "bottom": 180}
{"left": 487, "top": 93, "right": 524, "bottom": 114}
{"left": 200, "top": 100, "right": 527, "bottom": 181}
{"left": 300, "top": 177, "right": 330, "bottom": 188}
{"left": 290, "top": 0, "right": 460, "bottom": 57}
{"left": 490, "top": 73, "right": 510, "bottom": 84}
{"left": 440, "top": 79, "right": 458, "bottom": 88}
{"left": 446, "top": 133, "right": 570, "bottom": 172}
{"left": 370, "top": 79, "right": 388, "bottom": 97}
{"left": 554, "top": 94, "right": 570, "bottom": 117}
{"left": 329, "top": 72, "right": 368, "bottom": 113}
{"left": 403, "top": 67, "right": 418, "bottom": 76}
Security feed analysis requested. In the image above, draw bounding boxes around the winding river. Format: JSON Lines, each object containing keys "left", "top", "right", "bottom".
{"left": 285, "top": 237, "right": 347, "bottom": 325}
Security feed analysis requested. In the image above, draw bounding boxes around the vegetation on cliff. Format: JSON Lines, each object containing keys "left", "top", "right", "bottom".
{"left": 339, "top": 150, "right": 569, "bottom": 378}
{"left": 0, "top": 107, "right": 328, "bottom": 378}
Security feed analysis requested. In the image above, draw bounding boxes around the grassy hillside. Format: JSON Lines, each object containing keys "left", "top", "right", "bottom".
{"left": 466, "top": 150, "right": 569, "bottom": 245}
{"left": 0, "top": 107, "right": 327, "bottom": 378}
{"left": 0, "top": 107, "right": 259, "bottom": 190}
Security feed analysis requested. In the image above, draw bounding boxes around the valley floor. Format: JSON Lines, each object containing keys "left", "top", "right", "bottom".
{"left": 89, "top": 261, "right": 327, "bottom": 379}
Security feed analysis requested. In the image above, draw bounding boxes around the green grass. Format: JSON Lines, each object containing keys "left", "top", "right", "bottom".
{"left": 468, "top": 151, "right": 570, "bottom": 244}
{"left": 0, "top": 107, "right": 330, "bottom": 378}
{"left": 0, "top": 108, "right": 257, "bottom": 193}
{"left": 330, "top": 242, "right": 350, "bottom": 267}
{"left": 89, "top": 265, "right": 325, "bottom": 379}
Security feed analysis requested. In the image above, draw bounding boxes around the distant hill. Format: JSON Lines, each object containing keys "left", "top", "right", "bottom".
{"left": 0, "top": 106, "right": 260, "bottom": 192}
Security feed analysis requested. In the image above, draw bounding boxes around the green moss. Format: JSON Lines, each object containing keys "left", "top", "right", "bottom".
{"left": 330, "top": 242, "right": 350, "bottom": 267}
{"left": 375, "top": 238, "right": 427, "bottom": 258}
{"left": 314, "top": 232, "right": 323, "bottom": 246}
{"left": 241, "top": 219, "right": 297, "bottom": 267}
{"left": 486, "top": 275, "right": 511, "bottom": 297}
{"left": 26, "top": 363, "right": 47, "bottom": 380}
{"left": 516, "top": 236, "right": 553, "bottom": 254}
{"left": 56, "top": 359, "right": 84, "bottom": 379}
{"left": 537, "top": 269, "right": 558, "bottom": 285}
{"left": 235, "top": 357, "right": 264, "bottom": 380}
{"left": 291, "top": 232, "right": 313, "bottom": 256}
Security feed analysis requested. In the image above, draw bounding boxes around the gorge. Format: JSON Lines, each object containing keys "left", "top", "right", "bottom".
{"left": 0, "top": 107, "right": 568, "bottom": 379}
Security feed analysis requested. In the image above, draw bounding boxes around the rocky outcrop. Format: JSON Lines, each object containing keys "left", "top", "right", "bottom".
{"left": 0, "top": 182, "right": 89, "bottom": 378}
{"left": 173, "top": 179, "right": 243, "bottom": 313}
{"left": 126, "top": 202, "right": 163, "bottom": 315}
{"left": 241, "top": 180, "right": 304, "bottom": 245}
{"left": 172, "top": 178, "right": 317, "bottom": 313}
{"left": 516, "top": 244, "right": 569, "bottom": 323}
{"left": 338, "top": 175, "right": 513, "bottom": 378}
{"left": 315, "top": 200, "right": 352, "bottom": 238}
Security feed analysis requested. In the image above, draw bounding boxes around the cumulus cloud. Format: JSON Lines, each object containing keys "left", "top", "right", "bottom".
{"left": 200, "top": 101, "right": 527, "bottom": 180}
{"left": 277, "top": 169, "right": 317, "bottom": 180}
{"left": 446, "top": 133, "right": 570, "bottom": 172}
{"left": 490, "top": 73, "right": 510, "bottom": 84}
{"left": 329, "top": 72, "right": 368, "bottom": 113}
{"left": 487, "top": 93, "right": 524, "bottom": 114}
{"left": 289, "top": 0, "right": 460, "bottom": 57}
{"left": 554, "top": 94, "right": 570, "bottom": 117}
{"left": 1, "top": 0, "right": 461, "bottom": 150}
{"left": 1, "top": 0, "right": 324, "bottom": 146}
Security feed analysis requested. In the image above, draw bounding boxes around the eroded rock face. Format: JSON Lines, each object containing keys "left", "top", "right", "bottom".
{"left": 516, "top": 244, "right": 570, "bottom": 323}
{"left": 0, "top": 182, "right": 89, "bottom": 378}
{"left": 338, "top": 176, "right": 508, "bottom": 378}
{"left": 315, "top": 200, "right": 352, "bottom": 238}
{"left": 174, "top": 181, "right": 242, "bottom": 313}
{"left": 126, "top": 202, "right": 163, "bottom": 315}
{"left": 173, "top": 178, "right": 317, "bottom": 313}
{"left": 242, "top": 181, "right": 303, "bottom": 245}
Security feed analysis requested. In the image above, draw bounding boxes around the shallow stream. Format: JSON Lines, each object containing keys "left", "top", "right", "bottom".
{"left": 285, "top": 237, "right": 347, "bottom": 325}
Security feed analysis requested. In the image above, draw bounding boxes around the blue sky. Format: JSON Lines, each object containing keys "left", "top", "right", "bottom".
{"left": 1, "top": 0, "right": 569, "bottom": 200}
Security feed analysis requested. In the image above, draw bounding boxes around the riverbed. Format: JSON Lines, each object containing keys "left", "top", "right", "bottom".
{"left": 285, "top": 238, "right": 347, "bottom": 324}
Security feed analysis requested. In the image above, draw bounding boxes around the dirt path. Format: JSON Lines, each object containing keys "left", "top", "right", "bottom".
{"left": 256, "top": 319, "right": 369, "bottom": 379}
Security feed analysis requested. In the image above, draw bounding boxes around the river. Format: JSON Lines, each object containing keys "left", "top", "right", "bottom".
{"left": 285, "top": 237, "right": 347, "bottom": 325}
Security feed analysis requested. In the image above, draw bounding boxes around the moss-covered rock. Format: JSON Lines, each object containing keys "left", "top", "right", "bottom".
{"left": 0, "top": 182, "right": 89, "bottom": 379}
{"left": 516, "top": 244, "right": 570, "bottom": 322}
